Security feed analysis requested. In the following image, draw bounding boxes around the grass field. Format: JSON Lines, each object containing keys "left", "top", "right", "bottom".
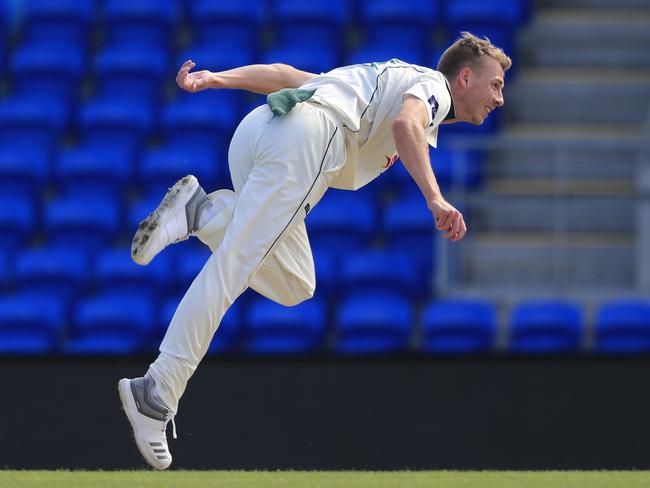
{"left": 3, "top": 471, "right": 650, "bottom": 488}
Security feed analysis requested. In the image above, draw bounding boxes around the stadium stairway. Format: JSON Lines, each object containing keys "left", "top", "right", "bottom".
{"left": 446, "top": 0, "right": 650, "bottom": 319}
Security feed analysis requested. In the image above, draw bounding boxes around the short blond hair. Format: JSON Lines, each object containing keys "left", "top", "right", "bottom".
{"left": 437, "top": 32, "right": 512, "bottom": 79}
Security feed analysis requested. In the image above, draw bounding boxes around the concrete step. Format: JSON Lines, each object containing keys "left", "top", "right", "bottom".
{"left": 538, "top": 0, "right": 650, "bottom": 9}
{"left": 465, "top": 194, "right": 636, "bottom": 232}
{"left": 443, "top": 285, "right": 648, "bottom": 310}
{"left": 454, "top": 233, "right": 634, "bottom": 287}
{"left": 505, "top": 123, "right": 645, "bottom": 140}
{"left": 486, "top": 143, "right": 641, "bottom": 181}
{"left": 519, "top": 9, "right": 650, "bottom": 68}
{"left": 504, "top": 69, "right": 650, "bottom": 125}
{"left": 485, "top": 178, "right": 635, "bottom": 195}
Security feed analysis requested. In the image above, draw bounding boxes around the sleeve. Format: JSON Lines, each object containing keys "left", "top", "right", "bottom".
{"left": 403, "top": 77, "right": 452, "bottom": 148}
{"left": 403, "top": 78, "right": 452, "bottom": 129}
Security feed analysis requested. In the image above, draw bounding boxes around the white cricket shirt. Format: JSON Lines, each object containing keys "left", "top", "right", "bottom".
{"left": 300, "top": 59, "right": 455, "bottom": 190}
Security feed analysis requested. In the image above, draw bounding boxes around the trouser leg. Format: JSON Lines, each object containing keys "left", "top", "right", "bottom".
{"left": 147, "top": 104, "right": 344, "bottom": 412}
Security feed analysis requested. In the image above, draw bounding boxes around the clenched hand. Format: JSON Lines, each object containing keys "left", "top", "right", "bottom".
{"left": 428, "top": 197, "right": 467, "bottom": 241}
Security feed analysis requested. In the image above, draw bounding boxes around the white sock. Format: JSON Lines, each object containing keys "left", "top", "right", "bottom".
{"left": 196, "top": 194, "right": 231, "bottom": 231}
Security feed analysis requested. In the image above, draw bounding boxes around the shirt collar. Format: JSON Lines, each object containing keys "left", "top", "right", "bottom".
{"left": 442, "top": 75, "right": 456, "bottom": 121}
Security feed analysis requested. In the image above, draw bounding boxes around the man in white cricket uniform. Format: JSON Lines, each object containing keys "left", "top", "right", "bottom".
{"left": 118, "top": 32, "right": 510, "bottom": 470}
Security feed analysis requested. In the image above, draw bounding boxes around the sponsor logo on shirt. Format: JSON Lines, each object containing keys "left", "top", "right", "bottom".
{"left": 428, "top": 95, "right": 439, "bottom": 120}
{"left": 383, "top": 154, "right": 399, "bottom": 169}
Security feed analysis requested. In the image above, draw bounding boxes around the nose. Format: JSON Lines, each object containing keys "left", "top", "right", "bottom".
{"left": 494, "top": 92, "right": 504, "bottom": 107}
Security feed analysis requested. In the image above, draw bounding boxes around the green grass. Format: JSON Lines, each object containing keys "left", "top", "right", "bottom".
{"left": 3, "top": 471, "right": 650, "bottom": 488}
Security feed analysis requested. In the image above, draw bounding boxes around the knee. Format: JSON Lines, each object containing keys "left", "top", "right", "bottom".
{"left": 278, "top": 285, "right": 315, "bottom": 307}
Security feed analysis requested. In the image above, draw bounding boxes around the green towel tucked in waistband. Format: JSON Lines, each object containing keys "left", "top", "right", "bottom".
{"left": 267, "top": 88, "right": 316, "bottom": 117}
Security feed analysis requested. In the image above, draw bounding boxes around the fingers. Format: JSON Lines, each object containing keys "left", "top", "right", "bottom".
{"left": 179, "top": 60, "right": 195, "bottom": 73}
{"left": 443, "top": 213, "right": 460, "bottom": 239}
{"left": 176, "top": 60, "right": 196, "bottom": 90}
{"left": 440, "top": 209, "right": 467, "bottom": 241}
{"left": 435, "top": 207, "right": 456, "bottom": 232}
{"left": 432, "top": 199, "right": 467, "bottom": 241}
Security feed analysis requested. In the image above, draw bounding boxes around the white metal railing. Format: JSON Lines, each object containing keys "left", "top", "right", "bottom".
{"left": 435, "top": 135, "right": 650, "bottom": 300}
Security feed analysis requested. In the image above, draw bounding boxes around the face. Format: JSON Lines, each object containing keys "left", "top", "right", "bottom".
{"left": 455, "top": 57, "right": 505, "bottom": 125}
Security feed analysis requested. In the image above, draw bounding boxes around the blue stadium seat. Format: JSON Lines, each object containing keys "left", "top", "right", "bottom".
{"left": 360, "top": 0, "right": 439, "bottom": 51}
{"left": 10, "top": 42, "right": 85, "bottom": 103}
{"left": 94, "top": 247, "right": 172, "bottom": 299}
{"left": 78, "top": 96, "right": 155, "bottom": 149}
{"left": 339, "top": 249, "right": 421, "bottom": 299}
{"left": 0, "top": 95, "right": 69, "bottom": 145}
{"left": 162, "top": 91, "right": 240, "bottom": 147}
{"left": 0, "top": 140, "right": 51, "bottom": 197}
{"left": 64, "top": 293, "right": 156, "bottom": 354}
{"left": 188, "top": 0, "right": 265, "bottom": 52}
{"left": 173, "top": 245, "right": 212, "bottom": 292}
{"left": 346, "top": 48, "right": 425, "bottom": 68}
{"left": 421, "top": 299, "right": 496, "bottom": 353}
{"left": 442, "top": 0, "right": 527, "bottom": 69}
{"left": 22, "top": 0, "right": 94, "bottom": 45}
{"left": 14, "top": 247, "right": 89, "bottom": 300}
{"left": 509, "top": 301, "right": 583, "bottom": 354}
{"left": 139, "top": 143, "right": 224, "bottom": 198}
{"left": 273, "top": 0, "right": 349, "bottom": 47}
{"left": 94, "top": 44, "right": 169, "bottom": 104}
{"left": 0, "top": 248, "right": 10, "bottom": 289}
{"left": 431, "top": 146, "right": 485, "bottom": 190}
{"left": 311, "top": 246, "right": 337, "bottom": 300}
{"left": 0, "top": 292, "right": 67, "bottom": 354}
{"left": 595, "top": 300, "right": 650, "bottom": 354}
{"left": 261, "top": 45, "right": 337, "bottom": 77}
{"left": 55, "top": 141, "right": 134, "bottom": 198}
{"left": 383, "top": 196, "right": 436, "bottom": 270}
{"left": 178, "top": 43, "right": 255, "bottom": 75}
{"left": 306, "top": 190, "right": 376, "bottom": 250}
{"left": 335, "top": 293, "right": 412, "bottom": 354}
{"left": 103, "top": 0, "right": 179, "bottom": 49}
{"left": 0, "top": 193, "right": 36, "bottom": 253}
{"left": 243, "top": 297, "right": 326, "bottom": 354}
{"left": 160, "top": 295, "right": 242, "bottom": 353}
{"left": 383, "top": 148, "right": 485, "bottom": 195}
{"left": 44, "top": 193, "right": 121, "bottom": 250}
{"left": 265, "top": 0, "right": 349, "bottom": 73}
{"left": 443, "top": 0, "right": 526, "bottom": 28}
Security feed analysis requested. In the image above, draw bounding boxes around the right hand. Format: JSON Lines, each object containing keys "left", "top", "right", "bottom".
{"left": 428, "top": 197, "right": 467, "bottom": 242}
{"left": 176, "top": 60, "right": 217, "bottom": 93}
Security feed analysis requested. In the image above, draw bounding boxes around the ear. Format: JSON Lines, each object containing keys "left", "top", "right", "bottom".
{"left": 458, "top": 67, "right": 471, "bottom": 87}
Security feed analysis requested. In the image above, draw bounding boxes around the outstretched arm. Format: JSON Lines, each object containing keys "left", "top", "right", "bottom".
{"left": 176, "top": 60, "right": 317, "bottom": 95}
{"left": 391, "top": 95, "right": 467, "bottom": 241}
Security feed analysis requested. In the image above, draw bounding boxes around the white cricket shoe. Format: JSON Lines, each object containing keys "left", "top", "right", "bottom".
{"left": 131, "top": 174, "right": 207, "bottom": 265}
{"left": 118, "top": 376, "right": 176, "bottom": 470}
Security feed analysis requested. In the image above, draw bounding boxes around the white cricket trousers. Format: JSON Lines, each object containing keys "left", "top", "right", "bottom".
{"left": 147, "top": 102, "right": 346, "bottom": 413}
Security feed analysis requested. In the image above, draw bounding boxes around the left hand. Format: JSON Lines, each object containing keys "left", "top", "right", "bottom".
{"left": 176, "top": 60, "right": 217, "bottom": 93}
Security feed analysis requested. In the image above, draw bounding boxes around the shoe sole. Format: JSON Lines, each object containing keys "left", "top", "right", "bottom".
{"left": 131, "top": 175, "right": 199, "bottom": 266}
{"left": 117, "top": 378, "right": 170, "bottom": 470}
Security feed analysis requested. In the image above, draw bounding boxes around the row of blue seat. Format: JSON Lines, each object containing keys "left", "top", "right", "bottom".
{"left": 7, "top": 0, "right": 530, "bottom": 44}
{"left": 0, "top": 290, "right": 647, "bottom": 355}
{"left": 1, "top": 136, "right": 482, "bottom": 200}
{"left": 0, "top": 188, "right": 438, "bottom": 263}
{"left": 0, "top": 239, "right": 434, "bottom": 296}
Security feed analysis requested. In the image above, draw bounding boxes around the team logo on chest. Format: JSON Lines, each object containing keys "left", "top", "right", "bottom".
{"left": 383, "top": 154, "right": 399, "bottom": 169}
